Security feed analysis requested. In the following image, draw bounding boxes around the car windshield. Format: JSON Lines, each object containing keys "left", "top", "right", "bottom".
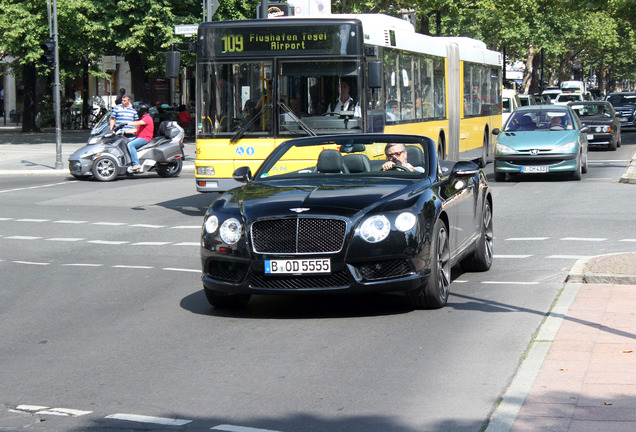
{"left": 570, "top": 103, "right": 611, "bottom": 117}
{"left": 607, "top": 94, "right": 636, "bottom": 106}
{"left": 254, "top": 136, "right": 430, "bottom": 180}
{"left": 504, "top": 110, "right": 574, "bottom": 131}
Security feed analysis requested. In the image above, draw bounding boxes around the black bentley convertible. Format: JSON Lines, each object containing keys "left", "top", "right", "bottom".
{"left": 200, "top": 134, "right": 493, "bottom": 310}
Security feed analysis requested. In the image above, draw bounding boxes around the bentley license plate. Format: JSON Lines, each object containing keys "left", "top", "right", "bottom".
{"left": 265, "top": 258, "right": 331, "bottom": 275}
{"left": 521, "top": 166, "right": 549, "bottom": 173}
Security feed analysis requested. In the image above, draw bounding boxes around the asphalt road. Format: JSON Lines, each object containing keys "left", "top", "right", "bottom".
{"left": 0, "top": 133, "right": 634, "bottom": 432}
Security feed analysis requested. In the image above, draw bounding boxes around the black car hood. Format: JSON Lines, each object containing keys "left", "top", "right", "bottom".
{"left": 235, "top": 178, "right": 424, "bottom": 221}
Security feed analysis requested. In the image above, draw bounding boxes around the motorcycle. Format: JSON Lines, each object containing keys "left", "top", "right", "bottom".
{"left": 68, "top": 113, "right": 185, "bottom": 182}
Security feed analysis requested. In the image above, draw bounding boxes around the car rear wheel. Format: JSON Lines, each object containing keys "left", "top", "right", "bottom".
{"left": 204, "top": 287, "right": 250, "bottom": 309}
{"left": 460, "top": 199, "right": 493, "bottom": 272}
{"left": 91, "top": 155, "right": 119, "bottom": 182}
{"left": 407, "top": 219, "right": 450, "bottom": 309}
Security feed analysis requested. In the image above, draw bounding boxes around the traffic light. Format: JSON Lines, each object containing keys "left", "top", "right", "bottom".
{"left": 40, "top": 40, "right": 55, "bottom": 67}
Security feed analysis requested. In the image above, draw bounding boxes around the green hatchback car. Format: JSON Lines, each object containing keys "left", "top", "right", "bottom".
{"left": 493, "top": 105, "right": 589, "bottom": 182}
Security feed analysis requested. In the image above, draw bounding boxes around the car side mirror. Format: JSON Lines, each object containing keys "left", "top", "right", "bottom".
{"left": 233, "top": 166, "right": 252, "bottom": 183}
{"left": 450, "top": 161, "right": 479, "bottom": 178}
{"left": 492, "top": 128, "right": 501, "bottom": 135}
{"left": 580, "top": 126, "right": 589, "bottom": 133}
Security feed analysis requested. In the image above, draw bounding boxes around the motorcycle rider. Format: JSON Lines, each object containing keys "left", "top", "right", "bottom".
{"left": 123, "top": 103, "right": 154, "bottom": 172}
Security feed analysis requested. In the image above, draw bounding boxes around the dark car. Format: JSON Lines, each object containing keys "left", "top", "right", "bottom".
{"left": 200, "top": 134, "right": 493, "bottom": 310}
{"left": 569, "top": 101, "right": 621, "bottom": 150}
{"left": 606, "top": 92, "right": 636, "bottom": 129}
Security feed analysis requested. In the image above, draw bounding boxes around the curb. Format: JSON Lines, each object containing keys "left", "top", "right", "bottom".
{"left": 566, "top": 252, "right": 636, "bottom": 284}
{"left": 620, "top": 152, "right": 636, "bottom": 184}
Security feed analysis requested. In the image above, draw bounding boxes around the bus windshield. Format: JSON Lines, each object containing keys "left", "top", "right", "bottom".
{"left": 197, "top": 59, "right": 362, "bottom": 138}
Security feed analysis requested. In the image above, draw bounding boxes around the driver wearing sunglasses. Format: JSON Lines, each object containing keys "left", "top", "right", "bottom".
{"left": 382, "top": 143, "right": 424, "bottom": 172}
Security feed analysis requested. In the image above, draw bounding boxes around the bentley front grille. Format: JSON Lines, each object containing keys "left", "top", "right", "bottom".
{"left": 251, "top": 218, "right": 346, "bottom": 254}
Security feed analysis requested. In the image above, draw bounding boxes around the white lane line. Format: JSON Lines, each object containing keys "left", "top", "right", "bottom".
{"left": 163, "top": 267, "right": 200, "bottom": 273}
{"left": 174, "top": 242, "right": 200, "bottom": 246}
{"left": 105, "top": 413, "right": 192, "bottom": 426}
{"left": 63, "top": 263, "right": 104, "bottom": 267}
{"left": 36, "top": 408, "right": 92, "bottom": 417}
{"left": 481, "top": 281, "right": 540, "bottom": 285}
{"left": 13, "top": 261, "right": 50, "bottom": 266}
{"left": 620, "top": 239, "right": 636, "bottom": 242}
{"left": 54, "top": 220, "right": 88, "bottom": 224}
{"left": 92, "top": 222, "right": 127, "bottom": 226}
{"left": 131, "top": 241, "right": 171, "bottom": 246}
{"left": 559, "top": 237, "right": 607, "bottom": 241}
{"left": 130, "top": 224, "right": 165, "bottom": 229}
{"left": 46, "top": 238, "right": 85, "bottom": 242}
{"left": 0, "top": 181, "right": 71, "bottom": 194}
{"left": 112, "top": 265, "right": 154, "bottom": 269}
{"left": 172, "top": 225, "right": 200, "bottom": 229}
{"left": 212, "top": 425, "right": 282, "bottom": 432}
{"left": 505, "top": 237, "right": 549, "bottom": 241}
{"left": 13, "top": 405, "right": 48, "bottom": 412}
{"left": 87, "top": 240, "right": 130, "bottom": 245}
{"left": 15, "top": 218, "right": 50, "bottom": 223}
{"left": 547, "top": 255, "right": 594, "bottom": 259}
{"left": 494, "top": 254, "right": 533, "bottom": 258}
{"left": 0, "top": 217, "right": 15, "bottom": 221}
{"left": 5, "top": 236, "right": 43, "bottom": 240}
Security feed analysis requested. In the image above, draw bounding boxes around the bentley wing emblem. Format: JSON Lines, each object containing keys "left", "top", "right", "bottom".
{"left": 290, "top": 208, "right": 310, "bottom": 213}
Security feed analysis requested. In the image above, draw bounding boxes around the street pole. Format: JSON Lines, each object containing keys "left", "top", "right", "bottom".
{"left": 49, "top": 0, "right": 63, "bottom": 169}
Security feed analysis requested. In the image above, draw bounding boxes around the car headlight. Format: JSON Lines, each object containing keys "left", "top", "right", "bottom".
{"left": 548, "top": 141, "right": 576, "bottom": 153}
{"left": 495, "top": 142, "right": 518, "bottom": 155}
{"left": 359, "top": 215, "right": 391, "bottom": 243}
{"left": 219, "top": 217, "right": 242, "bottom": 244}
{"left": 204, "top": 215, "right": 219, "bottom": 234}
{"left": 395, "top": 212, "right": 417, "bottom": 232}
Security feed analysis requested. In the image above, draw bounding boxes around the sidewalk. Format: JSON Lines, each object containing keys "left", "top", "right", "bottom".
{"left": 487, "top": 252, "right": 636, "bottom": 432}
{"left": 0, "top": 125, "right": 195, "bottom": 175}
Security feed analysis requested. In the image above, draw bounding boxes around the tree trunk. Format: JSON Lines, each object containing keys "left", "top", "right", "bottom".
{"left": 21, "top": 64, "right": 39, "bottom": 132}
{"left": 530, "top": 49, "right": 542, "bottom": 95}
{"left": 521, "top": 46, "right": 534, "bottom": 94}
{"left": 126, "top": 51, "right": 147, "bottom": 102}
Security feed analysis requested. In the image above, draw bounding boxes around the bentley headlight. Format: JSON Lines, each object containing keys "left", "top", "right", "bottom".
{"left": 395, "top": 212, "right": 417, "bottom": 232}
{"left": 219, "top": 218, "right": 242, "bottom": 244}
{"left": 360, "top": 215, "right": 391, "bottom": 243}
{"left": 549, "top": 141, "right": 575, "bottom": 153}
{"left": 204, "top": 215, "right": 219, "bottom": 234}
{"left": 495, "top": 142, "right": 517, "bottom": 155}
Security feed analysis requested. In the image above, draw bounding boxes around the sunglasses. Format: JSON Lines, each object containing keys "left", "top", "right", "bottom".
{"left": 387, "top": 150, "right": 404, "bottom": 157}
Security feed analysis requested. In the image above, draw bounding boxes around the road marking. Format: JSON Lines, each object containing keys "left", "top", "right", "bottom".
{"left": 13, "top": 261, "right": 50, "bottom": 266}
{"left": 172, "top": 225, "right": 200, "bottom": 229}
{"left": 36, "top": 408, "right": 93, "bottom": 417}
{"left": 131, "top": 241, "right": 171, "bottom": 246}
{"left": 5, "top": 236, "right": 43, "bottom": 240}
{"left": 63, "top": 263, "right": 104, "bottom": 267}
{"left": 0, "top": 181, "right": 71, "bottom": 194}
{"left": 54, "top": 220, "right": 88, "bottom": 224}
{"left": 212, "top": 425, "right": 282, "bottom": 432}
{"left": 620, "top": 239, "right": 636, "bottom": 242}
{"left": 13, "top": 405, "right": 48, "bottom": 412}
{"left": 559, "top": 237, "right": 607, "bottom": 241}
{"left": 163, "top": 267, "right": 200, "bottom": 273}
{"left": 15, "top": 218, "right": 50, "bottom": 223}
{"left": 46, "top": 237, "right": 85, "bottom": 242}
{"left": 112, "top": 265, "right": 153, "bottom": 269}
{"left": 174, "top": 242, "right": 200, "bottom": 246}
{"left": 130, "top": 224, "right": 165, "bottom": 228}
{"left": 87, "top": 240, "right": 130, "bottom": 245}
{"left": 0, "top": 217, "right": 14, "bottom": 221}
{"left": 93, "top": 222, "right": 127, "bottom": 226}
{"left": 105, "top": 413, "right": 192, "bottom": 426}
{"left": 505, "top": 237, "right": 549, "bottom": 241}
{"left": 481, "top": 281, "right": 539, "bottom": 285}
{"left": 494, "top": 254, "right": 533, "bottom": 258}
{"left": 547, "top": 255, "right": 594, "bottom": 259}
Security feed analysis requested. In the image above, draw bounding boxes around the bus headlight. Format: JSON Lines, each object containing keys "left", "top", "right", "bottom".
{"left": 197, "top": 166, "right": 216, "bottom": 176}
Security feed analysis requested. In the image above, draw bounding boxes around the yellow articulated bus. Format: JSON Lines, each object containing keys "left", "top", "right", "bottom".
{"left": 194, "top": 13, "right": 502, "bottom": 192}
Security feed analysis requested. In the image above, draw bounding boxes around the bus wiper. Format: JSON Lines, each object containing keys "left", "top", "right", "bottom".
{"left": 230, "top": 109, "right": 264, "bottom": 144}
{"left": 278, "top": 101, "right": 317, "bottom": 136}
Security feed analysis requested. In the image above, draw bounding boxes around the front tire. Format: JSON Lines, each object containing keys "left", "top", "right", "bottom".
{"left": 494, "top": 169, "right": 506, "bottom": 182}
{"left": 460, "top": 199, "right": 493, "bottom": 272}
{"left": 157, "top": 159, "right": 183, "bottom": 178}
{"left": 408, "top": 219, "right": 451, "bottom": 309}
{"left": 91, "top": 155, "right": 119, "bottom": 182}
{"left": 571, "top": 153, "right": 582, "bottom": 181}
{"left": 204, "top": 287, "right": 250, "bottom": 309}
